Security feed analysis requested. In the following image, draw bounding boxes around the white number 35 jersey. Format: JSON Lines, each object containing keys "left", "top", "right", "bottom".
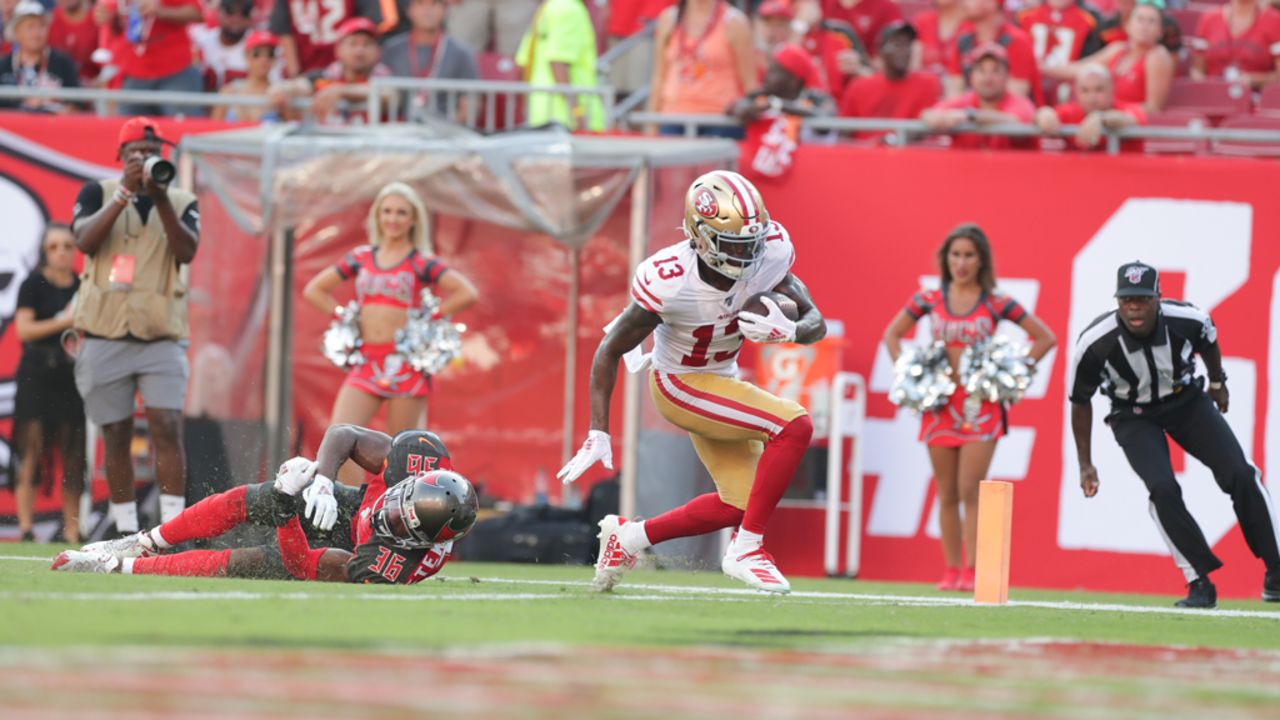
{"left": 630, "top": 220, "right": 795, "bottom": 376}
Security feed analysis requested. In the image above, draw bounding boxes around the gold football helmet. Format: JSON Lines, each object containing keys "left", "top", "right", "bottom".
{"left": 682, "top": 170, "right": 770, "bottom": 281}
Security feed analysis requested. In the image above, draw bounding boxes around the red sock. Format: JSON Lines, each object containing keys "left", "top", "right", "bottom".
{"left": 644, "top": 493, "right": 745, "bottom": 545}
{"left": 156, "top": 486, "right": 248, "bottom": 545}
{"left": 741, "top": 414, "right": 813, "bottom": 535}
{"left": 277, "top": 517, "right": 324, "bottom": 581}
{"left": 130, "top": 549, "right": 231, "bottom": 577}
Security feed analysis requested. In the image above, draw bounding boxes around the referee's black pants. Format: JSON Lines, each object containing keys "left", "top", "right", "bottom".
{"left": 1110, "top": 388, "right": 1280, "bottom": 581}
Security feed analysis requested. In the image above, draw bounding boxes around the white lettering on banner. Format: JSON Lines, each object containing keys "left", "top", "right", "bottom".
{"left": 865, "top": 276, "right": 1042, "bottom": 538}
{"left": 1059, "top": 199, "right": 1255, "bottom": 554}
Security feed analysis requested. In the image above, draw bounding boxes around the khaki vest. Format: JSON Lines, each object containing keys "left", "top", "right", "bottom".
{"left": 74, "top": 179, "right": 196, "bottom": 340}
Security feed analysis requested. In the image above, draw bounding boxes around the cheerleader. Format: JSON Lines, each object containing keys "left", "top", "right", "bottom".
{"left": 302, "top": 181, "right": 478, "bottom": 485}
{"left": 883, "top": 223, "right": 1055, "bottom": 591}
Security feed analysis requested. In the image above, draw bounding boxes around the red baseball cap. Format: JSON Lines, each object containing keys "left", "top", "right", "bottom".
{"left": 965, "top": 42, "right": 1009, "bottom": 67}
{"left": 244, "top": 30, "right": 279, "bottom": 53}
{"left": 757, "top": 0, "right": 794, "bottom": 19}
{"left": 771, "top": 43, "right": 819, "bottom": 88}
{"left": 336, "top": 16, "right": 378, "bottom": 42}
{"left": 118, "top": 117, "right": 169, "bottom": 147}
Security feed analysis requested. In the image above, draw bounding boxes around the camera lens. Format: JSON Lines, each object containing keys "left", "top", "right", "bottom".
{"left": 144, "top": 156, "right": 176, "bottom": 184}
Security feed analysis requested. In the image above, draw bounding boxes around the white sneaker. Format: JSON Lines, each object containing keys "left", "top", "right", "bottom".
{"left": 592, "top": 515, "right": 637, "bottom": 593}
{"left": 81, "top": 531, "right": 157, "bottom": 560}
{"left": 51, "top": 550, "right": 120, "bottom": 574}
{"left": 722, "top": 546, "right": 791, "bottom": 594}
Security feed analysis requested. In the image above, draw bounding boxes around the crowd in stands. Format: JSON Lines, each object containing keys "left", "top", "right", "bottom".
{"left": 1, "top": 0, "right": 1278, "bottom": 152}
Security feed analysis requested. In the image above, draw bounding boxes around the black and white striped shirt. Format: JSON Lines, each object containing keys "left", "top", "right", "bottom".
{"left": 1069, "top": 300, "right": 1218, "bottom": 406}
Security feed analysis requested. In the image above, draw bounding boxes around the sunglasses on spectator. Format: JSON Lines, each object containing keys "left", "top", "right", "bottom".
{"left": 250, "top": 48, "right": 275, "bottom": 58}
{"left": 222, "top": 6, "right": 252, "bottom": 16}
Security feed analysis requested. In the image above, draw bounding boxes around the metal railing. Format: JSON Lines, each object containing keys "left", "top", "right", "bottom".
{"left": 366, "top": 77, "right": 617, "bottom": 132}
{"left": 3, "top": 85, "right": 1280, "bottom": 155}
{"left": 625, "top": 111, "right": 1280, "bottom": 154}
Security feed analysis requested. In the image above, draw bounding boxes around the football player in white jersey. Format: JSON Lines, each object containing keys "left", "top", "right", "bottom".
{"left": 558, "top": 170, "right": 827, "bottom": 594}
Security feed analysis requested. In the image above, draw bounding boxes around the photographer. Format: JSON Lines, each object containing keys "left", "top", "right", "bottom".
{"left": 72, "top": 117, "right": 198, "bottom": 537}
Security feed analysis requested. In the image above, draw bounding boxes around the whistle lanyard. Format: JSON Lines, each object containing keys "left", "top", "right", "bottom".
{"left": 406, "top": 34, "right": 448, "bottom": 78}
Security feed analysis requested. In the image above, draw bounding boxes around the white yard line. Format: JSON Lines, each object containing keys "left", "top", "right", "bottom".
{"left": 6, "top": 554, "right": 1280, "bottom": 619}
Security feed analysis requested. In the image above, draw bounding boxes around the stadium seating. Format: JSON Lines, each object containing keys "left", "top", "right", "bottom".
{"left": 1210, "top": 114, "right": 1280, "bottom": 158}
{"left": 1143, "top": 110, "right": 1211, "bottom": 155}
{"left": 1165, "top": 79, "right": 1252, "bottom": 120}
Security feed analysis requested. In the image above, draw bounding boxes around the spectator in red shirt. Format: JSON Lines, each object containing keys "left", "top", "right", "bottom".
{"left": 1048, "top": 0, "right": 1172, "bottom": 113}
{"left": 840, "top": 20, "right": 942, "bottom": 140}
{"left": 793, "top": 0, "right": 871, "bottom": 97}
{"left": 1036, "top": 63, "right": 1145, "bottom": 151}
{"left": 47, "top": 0, "right": 99, "bottom": 84}
{"left": 270, "top": 0, "right": 384, "bottom": 77}
{"left": 923, "top": 42, "right": 1037, "bottom": 149}
{"left": 1017, "top": 0, "right": 1102, "bottom": 71}
{"left": 268, "top": 16, "right": 390, "bottom": 124}
{"left": 99, "top": 0, "right": 204, "bottom": 116}
{"left": 802, "top": 0, "right": 901, "bottom": 59}
{"left": 1190, "top": 0, "right": 1280, "bottom": 90}
{"left": 913, "top": 0, "right": 965, "bottom": 76}
{"left": 946, "top": 0, "right": 1039, "bottom": 102}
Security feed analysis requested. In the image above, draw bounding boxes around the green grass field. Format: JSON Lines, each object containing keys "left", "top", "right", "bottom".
{"left": 4, "top": 543, "right": 1280, "bottom": 718}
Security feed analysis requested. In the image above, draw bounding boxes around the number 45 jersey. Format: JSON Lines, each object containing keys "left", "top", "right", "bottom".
{"left": 630, "top": 221, "right": 795, "bottom": 377}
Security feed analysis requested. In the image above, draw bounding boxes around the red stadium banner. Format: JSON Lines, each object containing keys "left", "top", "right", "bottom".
{"left": 759, "top": 145, "right": 1280, "bottom": 599}
{"left": 4, "top": 114, "right": 1279, "bottom": 601}
{"left": 0, "top": 113, "right": 240, "bottom": 519}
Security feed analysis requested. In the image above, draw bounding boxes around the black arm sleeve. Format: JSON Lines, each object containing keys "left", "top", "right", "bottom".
{"left": 16, "top": 274, "right": 39, "bottom": 311}
{"left": 180, "top": 198, "right": 200, "bottom": 236}
{"left": 73, "top": 182, "right": 104, "bottom": 228}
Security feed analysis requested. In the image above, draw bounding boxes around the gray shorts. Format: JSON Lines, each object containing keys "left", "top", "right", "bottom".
{"left": 74, "top": 337, "right": 189, "bottom": 425}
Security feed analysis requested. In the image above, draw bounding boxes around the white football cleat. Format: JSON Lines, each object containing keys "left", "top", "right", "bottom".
{"left": 592, "top": 515, "right": 637, "bottom": 593}
{"left": 51, "top": 550, "right": 120, "bottom": 574}
{"left": 722, "top": 546, "right": 791, "bottom": 594}
{"left": 81, "top": 530, "right": 157, "bottom": 559}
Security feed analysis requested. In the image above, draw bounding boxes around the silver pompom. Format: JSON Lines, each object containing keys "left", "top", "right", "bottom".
{"left": 395, "top": 289, "right": 466, "bottom": 376}
{"left": 322, "top": 301, "right": 364, "bottom": 368}
{"left": 889, "top": 341, "right": 956, "bottom": 413}
{"left": 958, "top": 335, "right": 1035, "bottom": 405}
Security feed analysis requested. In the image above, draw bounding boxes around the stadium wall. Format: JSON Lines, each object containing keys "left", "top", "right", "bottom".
{"left": 2, "top": 115, "right": 1279, "bottom": 598}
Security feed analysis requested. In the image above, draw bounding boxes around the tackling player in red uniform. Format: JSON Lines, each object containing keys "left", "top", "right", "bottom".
{"left": 53, "top": 425, "right": 478, "bottom": 584}
{"left": 558, "top": 170, "right": 827, "bottom": 595}
{"left": 882, "top": 224, "right": 1055, "bottom": 591}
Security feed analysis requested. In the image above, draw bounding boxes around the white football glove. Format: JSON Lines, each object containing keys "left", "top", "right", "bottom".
{"left": 556, "top": 430, "right": 613, "bottom": 485}
{"left": 738, "top": 297, "right": 797, "bottom": 344}
{"left": 273, "top": 456, "right": 316, "bottom": 497}
{"left": 303, "top": 474, "right": 338, "bottom": 532}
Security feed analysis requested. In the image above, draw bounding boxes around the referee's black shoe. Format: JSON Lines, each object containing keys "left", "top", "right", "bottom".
{"left": 1264, "top": 570, "right": 1280, "bottom": 602}
{"left": 1175, "top": 577, "right": 1217, "bottom": 609}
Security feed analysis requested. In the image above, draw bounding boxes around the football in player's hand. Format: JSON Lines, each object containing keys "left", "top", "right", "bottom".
{"left": 740, "top": 292, "right": 799, "bottom": 320}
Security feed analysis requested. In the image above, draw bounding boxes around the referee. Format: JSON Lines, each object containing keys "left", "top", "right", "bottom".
{"left": 1069, "top": 261, "right": 1280, "bottom": 608}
